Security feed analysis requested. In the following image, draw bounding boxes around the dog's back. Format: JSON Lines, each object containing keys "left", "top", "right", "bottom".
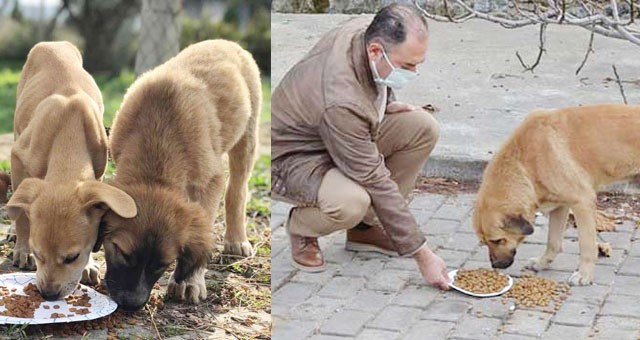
{"left": 111, "top": 40, "right": 261, "bottom": 188}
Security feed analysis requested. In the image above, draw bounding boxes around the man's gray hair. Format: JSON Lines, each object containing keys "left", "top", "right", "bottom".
{"left": 365, "top": 3, "right": 429, "bottom": 49}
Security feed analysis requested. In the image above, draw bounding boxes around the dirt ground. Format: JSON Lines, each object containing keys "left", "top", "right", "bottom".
{"left": 0, "top": 134, "right": 271, "bottom": 339}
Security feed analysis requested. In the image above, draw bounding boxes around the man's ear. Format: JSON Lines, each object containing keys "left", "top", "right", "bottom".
{"left": 173, "top": 207, "right": 214, "bottom": 283}
{"left": 6, "top": 178, "right": 45, "bottom": 221}
{"left": 501, "top": 215, "right": 534, "bottom": 235}
{"left": 77, "top": 181, "right": 137, "bottom": 252}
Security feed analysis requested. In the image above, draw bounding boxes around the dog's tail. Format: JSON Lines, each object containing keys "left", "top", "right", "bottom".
{"left": 0, "top": 171, "right": 11, "bottom": 205}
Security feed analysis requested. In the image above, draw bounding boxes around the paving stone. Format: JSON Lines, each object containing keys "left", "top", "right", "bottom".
{"left": 414, "top": 209, "right": 437, "bottom": 226}
{"left": 591, "top": 264, "right": 618, "bottom": 286}
{"left": 339, "top": 257, "right": 386, "bottom": 278}
{"left": 434, "top": 249, "right": 472, "bottom": 268}
{"left": 628, "top": 240, "right": 640, "bottom": 257}
{"left": 365, "top": 269, "right": 411, "bottom": 292}
{"left": 552, "top": 302, "right": 598, "bottom": 326}
{"left": 610, "top": 275, "right": 640, "bottom": 297}
{"left": 420, "top": 298, "right": 471, "bottom": 322}
{"left": 592, "top": 328, "right": 640, "bottom": 340}
{"left": 308, "top": 335, "right": 350, "bottom": 340}
{"left": 461, "top": 259, "right": 492, "bottom": 270}
{"left": 320, "top": 310, "right": 374, "bottom": 337}
{"left": 594, "top": 315, "right": 640, "bottom": 330}
{"left": 272, "top": 269, "right": 295, "bottom": 293}
{"left": 290, "top": 296, "right": 346, "bottom": 321}
{"left": 598, "top": 231, "right": 632, "bottom": 250}
{"left": 442, "top": 232, "right": 481, "bottom": 252}
{"left": 346, "top": 289, "right": 395, "bottom": 313}
{"left": 367, "top": 306, "right": 422, "bottom": 331}
{"left": 291, "top": 263, "right": 339, "bottom": 285}
{"left": 355, "top": 328, "right": 400, "bottom": 340}
{"left": 541, "top": 324, "right": 591, "bottom": 339}
{"left": 432, "top": 203, "right": 471, "bottom": 221}
{"left": 524, "top": 226, "right": 548, "bottom": 244}
{"left": 449, "top": 315, "right": 502, "bottom": 339}
{"left": 391, "top": 285, "right": 442, "bottom": 308}
{"left": 318, "top": 277, "right": 366, "bottom": 299}
{"left": 497, "top": 334, "right": 537, "bottom": 340}
{"left": 547, "top": 253, "right": 580, "bottom": 272}
{"left": 403, "top": 320, "right": 455, "bottom": 340}
{"left": 272, "top": 316, "right": 317, "bottom": 340}
{"left": 503, "top": 310, "right": 553, "bottom": 338}
{"left": 510, "top": 243, "right": 547, "bottom": 263}
{"left": 272, "top": 282, "right": 318, "bottom": 316}
{"left": 409, "top": 194, "right": 446, "bottom": 213}
{"left": 600, "top": 294, "right": 640, "bottom": 317}
{"left": 618, "top": 256, "right": 640, "bottom": 276}
{"left": 562, "top": 284, "right": 610, "bottom": 306}
{"left": 324, "top": 242, "right": 356, "bottom": 264}
{"left": 422, "top": 218, "right": 460, "bottom": 235}
{"left": 383, "top": 257, "right": 418, "bottom": 271}
{"left": 470, "top": 297, "right": 514, "bottom": 319}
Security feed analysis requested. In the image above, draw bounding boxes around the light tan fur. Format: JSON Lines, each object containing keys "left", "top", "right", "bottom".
{"left": 473, "top": 104, "right": 640, "bottom": 285}
{"left": 105, "top": 40, "right": 260, "bottom": 307}
{"left": 6, "top": 42, "right": 136, "bottom": 299}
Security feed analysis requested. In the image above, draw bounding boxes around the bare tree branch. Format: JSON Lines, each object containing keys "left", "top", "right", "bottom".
{"left": 612, "top": 64, "right": 628, "bottom": 104}
{"left": 516, "top": 23, "right": 547, "bottom": 72}
{"left": 576, "top": 25, "right": 596, "bottom": 75}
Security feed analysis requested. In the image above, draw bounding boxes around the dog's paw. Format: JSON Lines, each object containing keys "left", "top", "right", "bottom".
{"left": 568, "top": 270, "right": 593, "bottom": 286}
{"left": 80, "top": 260, "right": 100, "bottom": 285}
{"left": 223, "top": 241, "right": 253, "bottom": 257}
{"left": 167, "top": 268, "right": 207, "bottom": 304}
{"left": 12, "top": 244, "right": 36, "bottom": 270}
{"left": 525, "top": 256, "right": 550, "bottom": 272}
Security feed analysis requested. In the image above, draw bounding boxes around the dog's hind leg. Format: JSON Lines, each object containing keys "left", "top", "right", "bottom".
{"left": 223, "top": 112, "right": 258, "bottom": 257}
{"left": 568, "top": 200, "right": 598, "bottom": 286}
{"left": 527, "top": 206, "right": 570, "bottom": 271}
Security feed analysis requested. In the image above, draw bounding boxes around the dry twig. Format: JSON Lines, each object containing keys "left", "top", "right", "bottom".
{"left": 612, "top": 64, "right": 629, "bottom": 104}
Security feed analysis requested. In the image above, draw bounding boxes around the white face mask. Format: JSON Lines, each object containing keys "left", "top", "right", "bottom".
{"left": 370, "top": 46, "right": 418, "bottom": 90}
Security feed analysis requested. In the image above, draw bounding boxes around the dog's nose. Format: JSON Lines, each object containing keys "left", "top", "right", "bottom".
{"left": 491, "top": 259, "right": 514, "bottom": 269}
{"left": 41, "top": 290, "right": 60, "bottom": 301}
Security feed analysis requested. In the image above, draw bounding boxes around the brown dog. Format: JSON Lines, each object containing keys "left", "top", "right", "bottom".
{"left": 473, "top": 104, "right": 640, "bottom": 285}
{"left": 6, "top": 42, "right": 136, "bottom": 300}
{"left": 0, "top": 172, "right": 10, "bottom": 204}
{"left": 102, "top": 40, "right": 261, "bottom": 310}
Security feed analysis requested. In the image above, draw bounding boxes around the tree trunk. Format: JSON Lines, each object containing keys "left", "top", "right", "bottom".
{"left": 134, "top": 0, "right": 182, "bottom": 76}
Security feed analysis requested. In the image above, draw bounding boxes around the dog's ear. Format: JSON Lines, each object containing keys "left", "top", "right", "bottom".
{"left": 78, "top": 182, "right": 137, "bottom": 219}
{"left": 78, "top": 182, "right": 137, "bottom": 252}
{"left": 502, "top": 215, "right": 534, "bottom": 235}
{"left": 173, "top": 207, "right": 214, "bottom": 283}
{"left": 6, "top": 178, "right": 45, "bottom": 220}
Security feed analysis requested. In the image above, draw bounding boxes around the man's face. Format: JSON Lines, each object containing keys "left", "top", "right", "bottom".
{"left": 367, "top": 31, "right": 429, "bottom": 79}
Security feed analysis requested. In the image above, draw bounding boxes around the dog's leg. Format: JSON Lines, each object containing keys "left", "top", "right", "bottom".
{"left": 81, "top": 255, "right": 100, "bottom": 285}
{"left": 527, "top": 206, "right": 570, "bottom": 271}
{"left": 167, "top": 266, "right": 207, "bottom": 304}
{"left": 223, "top": 116, "right": 257, "bottom": 257}
{"left": 10, "top": 156, "right": 35, "bottom": 270}
{"left": 568, "top": 202, "right": 598, "bottom": 286}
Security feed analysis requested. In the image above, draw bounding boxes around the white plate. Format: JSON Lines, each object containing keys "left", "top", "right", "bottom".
{"left": 0, "top": 273, "right": 117, "bottom": 324}
{"left": 448, "top": 269, "right": 513, "bottom": 297}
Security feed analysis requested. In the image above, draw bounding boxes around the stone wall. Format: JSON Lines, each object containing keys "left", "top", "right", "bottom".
{"left": 273, "top": 0, "right": 432, "bottom": 13}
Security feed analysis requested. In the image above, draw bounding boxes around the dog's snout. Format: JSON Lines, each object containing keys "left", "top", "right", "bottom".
{"left": 491, "top": 258, "right": 514, "bottom": 269}
{"left": 41, "top": 290, "right": 60, "bottom": 301}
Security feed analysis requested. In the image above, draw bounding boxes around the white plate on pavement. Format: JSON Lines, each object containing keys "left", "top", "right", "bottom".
{"left": 448, "top": 269, "right": 513, "bottom": 298}
{"left": 0, "top": 273, "right": 117, "bottom": 324}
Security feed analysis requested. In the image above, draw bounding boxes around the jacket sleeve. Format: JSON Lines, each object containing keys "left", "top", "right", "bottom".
{"left": 318, "top": 105, "right": 426, "bottom": 256}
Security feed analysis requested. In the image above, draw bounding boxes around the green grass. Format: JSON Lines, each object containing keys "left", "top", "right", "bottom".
{"left": 0, "top": 58, "right": 271, "bottom": 134}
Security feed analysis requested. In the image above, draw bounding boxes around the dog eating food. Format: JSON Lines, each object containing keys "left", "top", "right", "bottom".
{"left": 0, "top": 283, "right": 93, "bottom": 319}
{"left": 503, "top": 275, "right": 570, "bottom": 308}
{"left": 453, "top": 268, "right": 510, "bottom": 294}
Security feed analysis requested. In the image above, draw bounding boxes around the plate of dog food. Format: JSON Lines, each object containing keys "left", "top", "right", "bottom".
{"left": 448, "top": 268, "right": 513, "bottom": 297}
{"left": 0, "top": 273, "right": 117, "bottom": 324}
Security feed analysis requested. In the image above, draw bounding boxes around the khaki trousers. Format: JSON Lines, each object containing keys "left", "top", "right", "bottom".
{"left": 281, "top": 110, "right": 440, "bottom": 237}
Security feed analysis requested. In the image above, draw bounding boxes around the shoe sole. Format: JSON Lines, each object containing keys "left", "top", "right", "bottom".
{"left": 291, "top": 260, "right": 326, "bottom": 273}
{"left": 345, "top": 241, "right": 398, "bottom": 257}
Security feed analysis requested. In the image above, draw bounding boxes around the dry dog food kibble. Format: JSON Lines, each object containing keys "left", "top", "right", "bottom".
{"left": 0, "top": 282, "right": 94, "bottom": 319}
{"left": 454, "top": 268, "right": 509, "bottom": 294}
{"left": 502, "top": 275, "right": 570, "bottom": 307}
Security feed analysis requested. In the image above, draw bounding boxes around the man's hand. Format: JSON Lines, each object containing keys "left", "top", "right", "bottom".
{"left": 413, "top": 246, "right": 451, "bottom": 290}
{"left": 386, "top": 101, "right": 420, "bottom": 114}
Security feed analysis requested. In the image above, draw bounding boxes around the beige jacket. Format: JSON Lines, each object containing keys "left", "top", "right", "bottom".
{"left": 271, "top": 17, "right": 426, "bottom": 256}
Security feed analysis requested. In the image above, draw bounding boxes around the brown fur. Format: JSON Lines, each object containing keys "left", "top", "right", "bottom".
{"left": 0, "top": 172, "right": 10, "bottom": 204}
{"left": 5, "top": 42, "right": 136, "bottom": 300}
{"left": 473, "top": 104, "right": 640, "bottom": 285}
{"left": 103, "top": 40, "right": 261, "bottom": 310}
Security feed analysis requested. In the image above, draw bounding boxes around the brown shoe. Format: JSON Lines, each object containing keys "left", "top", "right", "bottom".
{"left": 289, "top": 233, "right": 326, "bottom": 272}
{"left": 346, "top": 222, "right": 398, "bottom": 256}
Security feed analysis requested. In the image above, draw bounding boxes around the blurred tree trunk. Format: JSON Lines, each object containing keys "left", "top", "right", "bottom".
{"left": 62, "top": 0, "right": 140, "bottom": 74}
{"left": 134, "top": 0, "right": 181, "bottom": 76}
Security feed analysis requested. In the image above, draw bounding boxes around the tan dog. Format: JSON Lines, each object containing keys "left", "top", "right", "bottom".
{"left": 0, "top": 172, "right": 10, "bottom": 204}
{"left": 6, "top": 42, "right": 136, "bottom": 300}
{"left": 473, "top": 104, "right": 640, "bottom": 285}
{"left": 102, "top": 40, "right": 260, "bottom": 310}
